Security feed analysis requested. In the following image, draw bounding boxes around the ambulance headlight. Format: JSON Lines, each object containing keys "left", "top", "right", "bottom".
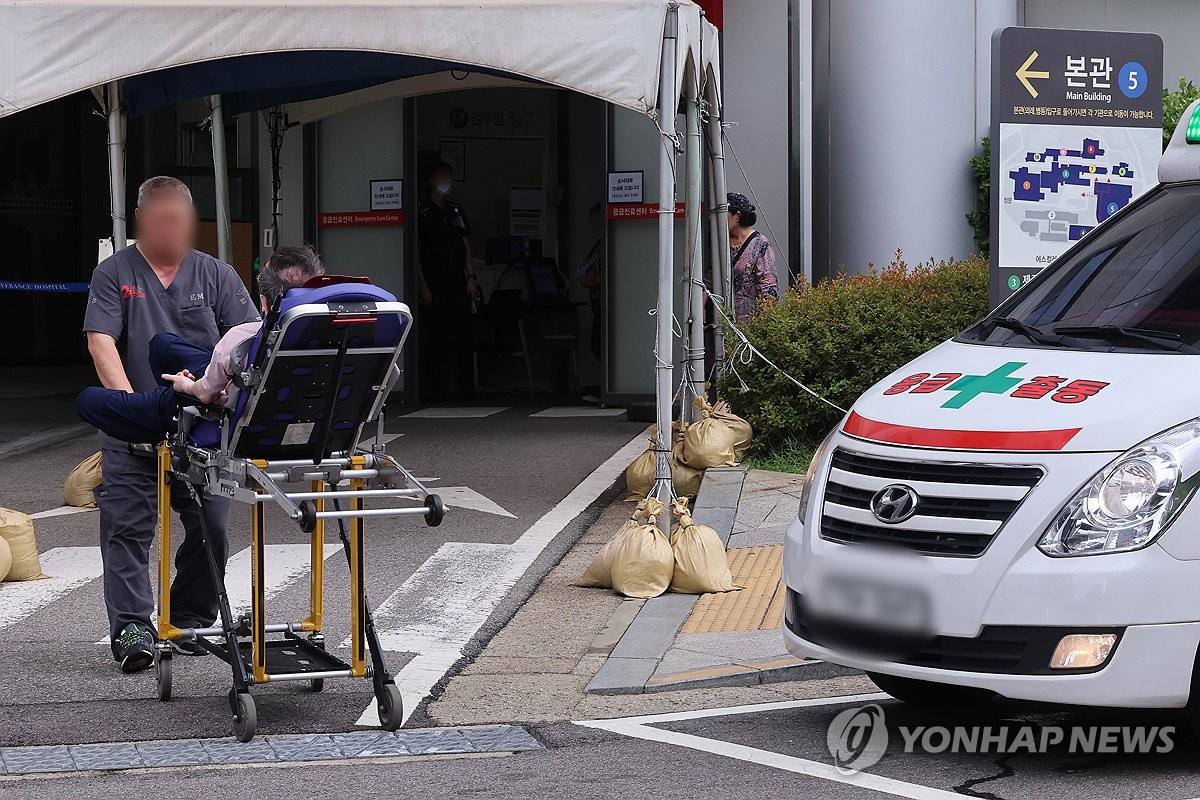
{"left": 797, "top": 426, "right": 839, "bottom": 522}
{"left": 1039, "top": 420, "right": 1200, "bottom": 556}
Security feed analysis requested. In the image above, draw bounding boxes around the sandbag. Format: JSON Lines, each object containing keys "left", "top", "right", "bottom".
{"left": 611, "top": 507, "right": 674, "bottom": 599}
{"left": 669, "top": 498, "right": 738, "bottom": 594}
{"left": 671, "top": 440, "right": 703, "bottom": 498}
{"left": 0, "top": 507, "right": 45, "bottom": 581}
{"left": 681, "top": 398, "right": 737, "bottom": 470}
{"left": 577, "top": 498, "right": 664, "bottom": 589}
{"left": 712, "top": 400, "right": 753, "bottom": 461}
{"left": 649, "top": 420, "right": 690, "bottom": 450}
{"left": 624, "top": 442, "right": 655, "bottom": 501}
{"left": 64, "top": 451, "right": 103, "bottom": 508}
{"left": 627, "top": 422, "right": 693, "bottom": 501}
{"left": 0, "top": 536, "right": 11, "bottom": 583}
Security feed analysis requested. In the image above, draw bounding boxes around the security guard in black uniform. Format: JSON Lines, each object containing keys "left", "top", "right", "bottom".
{"left": 417, "top": 161, "right": 478, "bottom": 401}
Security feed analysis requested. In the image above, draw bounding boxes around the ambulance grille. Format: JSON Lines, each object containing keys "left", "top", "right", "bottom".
{"left": 818, "top": 449, "right": 1042, "bottom": 557}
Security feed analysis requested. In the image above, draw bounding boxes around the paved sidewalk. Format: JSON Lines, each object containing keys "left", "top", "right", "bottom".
{"left": 588, "top": 468, "right": 817, "bottom": 695}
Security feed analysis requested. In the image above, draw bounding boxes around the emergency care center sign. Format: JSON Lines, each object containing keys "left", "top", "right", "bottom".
{"left": 990, "top": 27, "right": 1163, "bottom": 307}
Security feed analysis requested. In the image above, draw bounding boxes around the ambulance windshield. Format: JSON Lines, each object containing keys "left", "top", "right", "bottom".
{"left": 965, "top": 182, "right": 1200, "bottom": 352}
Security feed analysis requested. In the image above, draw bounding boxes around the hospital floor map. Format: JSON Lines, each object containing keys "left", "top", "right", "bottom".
{"left": 1009, "top": 138, "right": 1134, "bottom": 240}
{"left": 997, "top": 121, "right": 1159, "bottom": 273}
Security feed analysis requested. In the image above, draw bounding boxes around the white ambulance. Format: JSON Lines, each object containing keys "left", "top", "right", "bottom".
{"left": 783, "top": 100, "right": 1200, "bottom": 722}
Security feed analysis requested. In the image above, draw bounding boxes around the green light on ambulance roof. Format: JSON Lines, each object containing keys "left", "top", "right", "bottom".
{"left": 1187, "top": 104, "right": 1200, "bottom": 144}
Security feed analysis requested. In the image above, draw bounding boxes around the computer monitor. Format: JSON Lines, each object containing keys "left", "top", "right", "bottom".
{"left": 529, "top": 263, "right": 561, "bottom": 297}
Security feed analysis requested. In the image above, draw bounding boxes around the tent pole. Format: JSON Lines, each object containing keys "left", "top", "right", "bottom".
{"left": 105, "top": 81, "right": 127, "bottom": 250}
{"left": 653, "top": 8, "right": 679, "bottom": 510}
{"left": 704, "top": 114, "right": 725, "bottom": 394}
{"left": 210, "top": 94, "right": 234, "bottom": 264}
{"left": 705, "top": 83, "right": 731, "bottom": 389}
{"left": 683, "top": 91, "right": 704, "bottom": 420}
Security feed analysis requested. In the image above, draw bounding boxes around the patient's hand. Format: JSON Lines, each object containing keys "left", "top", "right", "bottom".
{"left": 161, "top": 370, "right": 217, "bottom": 404}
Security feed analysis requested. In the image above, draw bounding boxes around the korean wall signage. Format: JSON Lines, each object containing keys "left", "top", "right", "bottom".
{"left": 990, "top": 27, "right": 1163, "bottom": 307}
{"left": 318, "top": 179, "right": 406, "bottom": 227}
{"left": 318, "top": 211, "right": 404, "bottom": 228}
{"left": 607, "top": 202, "right": 689, "bottom": 221}
{"left": 607, "top": 171, "right": 644, "bottom": 203}
{"left": 370, "top": 179, "right": 403, "bottom": 211}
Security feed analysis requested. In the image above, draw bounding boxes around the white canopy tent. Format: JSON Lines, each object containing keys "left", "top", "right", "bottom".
{"left": 0, "top": 0, "right": 729, "bottom": 507}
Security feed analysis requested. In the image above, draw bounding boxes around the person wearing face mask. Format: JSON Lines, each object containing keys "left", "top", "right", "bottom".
{"left": 417, "top": 161, "right": 478, "bottom": 401}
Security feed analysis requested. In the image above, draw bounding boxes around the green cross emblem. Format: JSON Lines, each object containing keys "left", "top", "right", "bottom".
{"left": 940, "top": 362, "right": 1026, "bottom": 409}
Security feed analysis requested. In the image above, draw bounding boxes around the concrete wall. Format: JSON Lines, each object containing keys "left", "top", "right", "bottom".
{"left": 315, "top": 100, "right": 406, "bottom": 293}
{"left": 813, "top": 0, "right": 1018, "bottom": 277}
{"left": 722, "top": 0, "right": 792, "bottom": 286}
{"left": 1024, "top": 0, "right": 1200, "bottom": 90}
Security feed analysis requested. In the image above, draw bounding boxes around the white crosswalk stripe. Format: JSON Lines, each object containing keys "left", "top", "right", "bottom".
{"left": 89, "top": 543, "right": 342, "bottom": 644}
{"left": 28, "top": 506, "right": 98, "bottom": 521}
{"left": 354, "top": 433, "right": 645, "bottom": 726}
{"left": 436, "top": 487, "right": 515, "bottom": 518}
{"left": 0, "top": 547, "right": 104, "bottom": 629}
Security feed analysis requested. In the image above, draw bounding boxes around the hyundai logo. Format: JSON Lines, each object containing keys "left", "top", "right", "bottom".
{"left": 870, "top": 484, "right": 919, "bottom": 524}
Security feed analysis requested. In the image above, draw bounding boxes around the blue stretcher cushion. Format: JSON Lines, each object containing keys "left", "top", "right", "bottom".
{"left": 190, "top": 280, "right": 404, "bottom": 454}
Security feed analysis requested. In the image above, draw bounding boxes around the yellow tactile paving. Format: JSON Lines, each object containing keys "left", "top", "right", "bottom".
{"left": 680, "top": 545, "right": 784, "bottom": 634}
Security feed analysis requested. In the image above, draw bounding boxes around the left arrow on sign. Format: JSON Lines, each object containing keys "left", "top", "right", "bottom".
{"left": 1016, "top": 50, "right": 1051, "bottom": 98}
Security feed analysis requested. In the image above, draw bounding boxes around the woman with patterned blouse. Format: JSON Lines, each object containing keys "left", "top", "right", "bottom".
{"left": 727, "top": 192, "right": 779, "bottom": 320}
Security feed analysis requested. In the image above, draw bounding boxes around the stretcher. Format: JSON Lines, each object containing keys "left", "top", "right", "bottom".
{"left": 154, "top": 276, "right": 444, "bottom": 742}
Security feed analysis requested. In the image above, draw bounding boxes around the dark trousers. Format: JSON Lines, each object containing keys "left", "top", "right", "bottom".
{"left": 98, "top": 446, "right": 230, "bottom": 653}
{"left": 91, "top": 332, "right": 227, "bottom": 654}
{"left": 77, "top": 333, "right": 214, "bottom": 444}
{"left": 422, "top": 298, "right": 475, "bottom": 400}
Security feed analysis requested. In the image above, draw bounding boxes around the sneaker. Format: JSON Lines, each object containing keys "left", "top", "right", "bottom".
{"left": 113, "top": 623, "right": 155, "bottom": 673}
{"left": 171, "top": 637, "right": 209, "bottom": 657}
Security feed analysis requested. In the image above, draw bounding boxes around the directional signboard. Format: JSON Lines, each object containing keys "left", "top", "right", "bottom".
{"left": 990, "top": 27, "right": 1163, "bottom": 307}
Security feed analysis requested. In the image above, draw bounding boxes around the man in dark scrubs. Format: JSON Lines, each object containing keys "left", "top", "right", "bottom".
{"left": 417, "top": 161, "right": 478, "bottom": 401}
{"left": 84, "top": 176, "right": 260, "bottom": 672}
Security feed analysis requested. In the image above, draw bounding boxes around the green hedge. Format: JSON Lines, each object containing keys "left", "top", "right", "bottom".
{"left": 719, "top": 252, "right": 990, "bottom": 451}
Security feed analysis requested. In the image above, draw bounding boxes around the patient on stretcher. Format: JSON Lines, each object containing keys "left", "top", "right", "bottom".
{"left": 77, "top": 246, "right": 325, "bottom": 443}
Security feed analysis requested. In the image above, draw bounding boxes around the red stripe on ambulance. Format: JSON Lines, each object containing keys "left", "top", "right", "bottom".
{"left": 842, "top": 411, "right": 1081, "bottom": 451}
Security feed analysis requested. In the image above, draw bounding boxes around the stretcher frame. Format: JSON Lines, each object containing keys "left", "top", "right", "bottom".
{"left": 153, "top": 289, "right": 444, "bottom": 742}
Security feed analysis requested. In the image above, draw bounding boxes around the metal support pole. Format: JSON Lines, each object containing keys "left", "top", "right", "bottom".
{"left": 210, "top": 94, "right": 234, "bottom": 264}
{"left": 105, "top": 81, "right": 127, "bottom": 250}
{"left": 683, "top": 93, "right": 705, "bottom": 421}
{"left": 653, "top": 8, "right": 680, "bottom": 509}
{"left": 705, "top": 83, "right": 731, "bottom": 388}
{"left": 705, "top": 134, "right": 725, "bottom": 389}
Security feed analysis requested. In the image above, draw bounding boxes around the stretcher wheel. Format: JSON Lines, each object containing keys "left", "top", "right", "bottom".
{"left": 298, "top": 500, "right": 318, "bottom": 533}
{"left": 155, "top": 653, "right": 172, "bottom": 702}
{"left": 309, "top": 678, "right": 325, "bottom": 693}
{"left": 377, "top": 683, "right": 403, "bottom": 731}
{"left": 232, "top": 693, "right": 257, "bottom": 743}
{"left": 424, "top": 494, "right": 446, "bottom": 528}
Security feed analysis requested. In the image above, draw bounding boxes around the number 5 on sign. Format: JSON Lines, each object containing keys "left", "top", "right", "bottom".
{"left": 1119, "top": 61, "right": 1147, "bottom": 99}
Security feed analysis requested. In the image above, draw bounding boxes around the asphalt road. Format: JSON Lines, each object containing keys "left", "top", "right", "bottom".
{"left": 0, "top": 404, "right": 644, "bottom": 747}
{"left": 11, "top": 693, "right": 1200, "bottom": 799}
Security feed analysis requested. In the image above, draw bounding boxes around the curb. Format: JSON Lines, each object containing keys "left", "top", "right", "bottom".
{"left": 643, "top": 658, "right": 859, "bottom": 693}
{"left": 585, "top": 466, "right": 747, "bottom": 696}
{"left": 0, "top": 423, "right": 92, "bottom": 462}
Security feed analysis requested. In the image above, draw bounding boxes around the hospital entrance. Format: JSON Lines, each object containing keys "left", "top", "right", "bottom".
{"left": 313, "top": 87, "right": 615, "bottom": 404}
